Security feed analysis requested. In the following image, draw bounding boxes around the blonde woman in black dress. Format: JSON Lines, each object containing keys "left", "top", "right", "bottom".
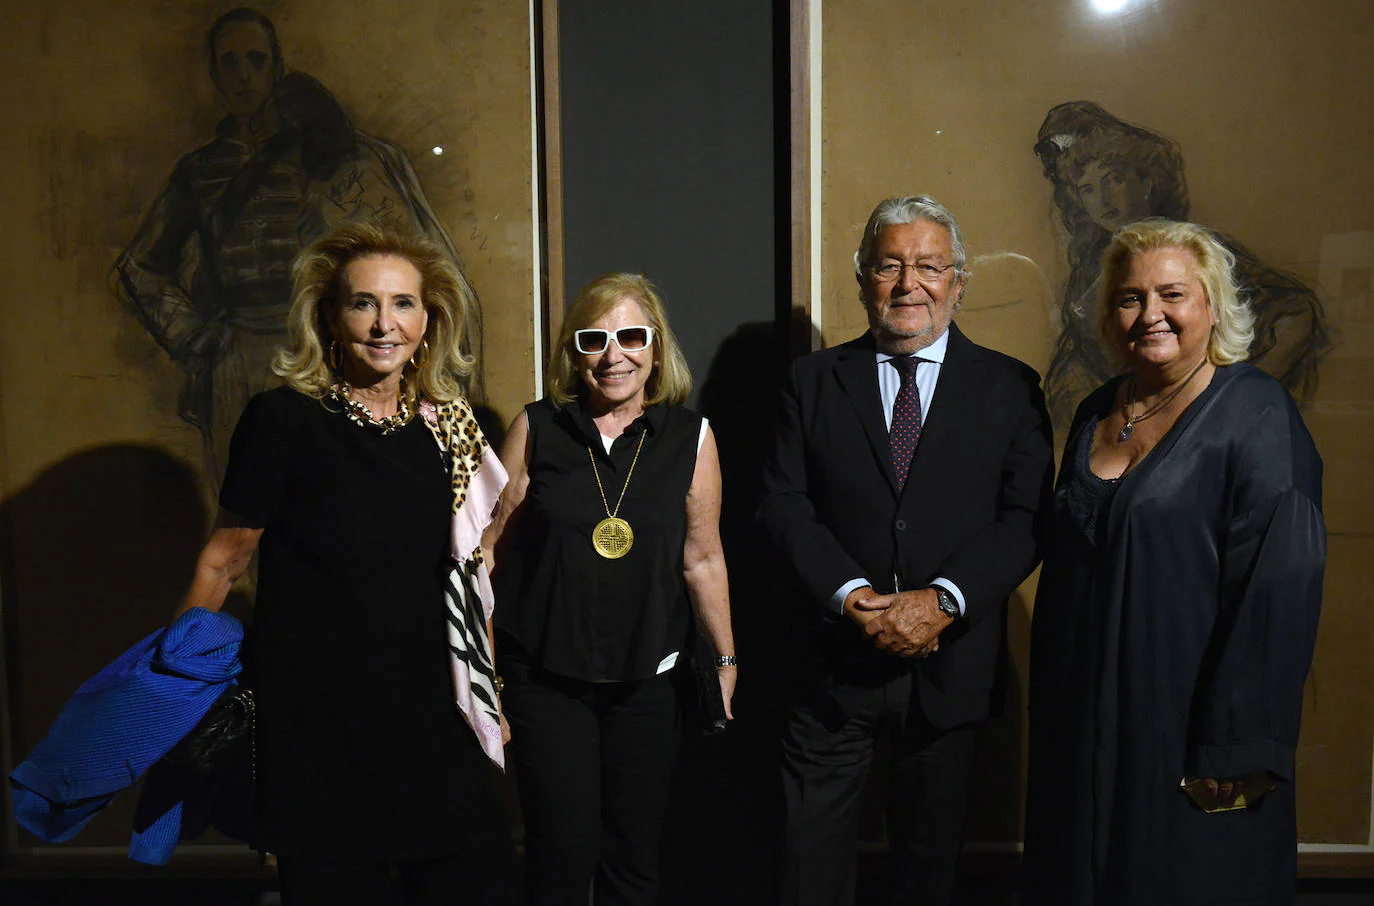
{"left": 174, "top": 219, "right": 512, "bottom": 905}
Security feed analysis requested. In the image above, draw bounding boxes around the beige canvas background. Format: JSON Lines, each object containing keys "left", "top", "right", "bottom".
{"left": 817, "top": 0, "right": 1373, "bottom": 846}
{"left": 0, "top": 1, "right": 535, "bottom": 850}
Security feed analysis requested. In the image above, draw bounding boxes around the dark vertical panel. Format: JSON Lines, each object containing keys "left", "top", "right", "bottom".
{"left": 558, "top": 1, "right": 778, "bottom": 402}
{"left": 556, "top": 5, "right": 788, "bottom": 903}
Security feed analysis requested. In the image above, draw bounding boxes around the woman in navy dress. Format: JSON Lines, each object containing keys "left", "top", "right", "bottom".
{"left": 1023, "top": 219, "right": 1325, "bottom": 905}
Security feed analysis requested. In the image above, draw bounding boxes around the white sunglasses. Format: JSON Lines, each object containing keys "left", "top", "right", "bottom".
{"left": 574, "top": 326, "right": 655, "bottom": 355}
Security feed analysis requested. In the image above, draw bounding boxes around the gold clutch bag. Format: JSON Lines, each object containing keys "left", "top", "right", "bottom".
{"left": 1179, "top": 772, "right": 1277, "bottom": 814}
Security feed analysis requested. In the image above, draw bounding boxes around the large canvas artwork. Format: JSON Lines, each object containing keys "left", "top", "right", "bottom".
{"left": 806, "top": 0, "right": 1373, "bottom": 853}
{"left": 112, "top": 9, "right": 483, "bottom": 484}
{"left": 1032, "top": 100, "right": 1331, "bottom": 428}
{"left": 0, "top": 1, "right": 538, "bottom": 851}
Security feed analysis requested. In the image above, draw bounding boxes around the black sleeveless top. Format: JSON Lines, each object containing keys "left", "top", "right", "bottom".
{"left": 493, "top": 397, "right": 703, "bottom": 682}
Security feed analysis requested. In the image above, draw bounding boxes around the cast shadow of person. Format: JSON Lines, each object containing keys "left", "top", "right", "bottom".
{"left": 947, "top": 585, "right": 1029, "bottom": 904}
{"left": 660, "top": 309, "right": 818, "bottom": 905}
{"left": 0, "top": 445, "right": 247, "bottom": 849}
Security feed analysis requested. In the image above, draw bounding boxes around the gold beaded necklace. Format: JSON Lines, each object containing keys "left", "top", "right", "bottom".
{"left": 330, "top": 378, "right": 413, "bottom": 436}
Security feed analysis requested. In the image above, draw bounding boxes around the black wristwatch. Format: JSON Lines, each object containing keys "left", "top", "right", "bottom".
{"left": 931, "top": 586, "right": 960, "bottom": 619}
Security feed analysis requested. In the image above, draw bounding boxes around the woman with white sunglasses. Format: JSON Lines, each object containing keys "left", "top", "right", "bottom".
{"left": 484, "top": 272, "right": 736, "bottom": 905}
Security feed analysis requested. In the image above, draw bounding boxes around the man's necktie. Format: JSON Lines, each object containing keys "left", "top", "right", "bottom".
{"left": 889, "top": 355, "right": 922, "bottom": 491}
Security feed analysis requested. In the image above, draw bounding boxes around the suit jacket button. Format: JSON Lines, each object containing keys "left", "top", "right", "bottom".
{"left": 895, "top": 519, "right": 907, "bottom": 531}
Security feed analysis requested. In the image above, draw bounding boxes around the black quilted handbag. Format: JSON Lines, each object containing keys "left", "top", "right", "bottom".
{"left": 163, "top": 686, "right": 255, "bottom": 776}
{"left": 687, "top": 637, "right": 729, "bottom": 737}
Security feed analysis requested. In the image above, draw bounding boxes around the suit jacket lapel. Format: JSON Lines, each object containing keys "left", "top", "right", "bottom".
{"left": 834, "top": 335, "right": 900, "bottom": 497}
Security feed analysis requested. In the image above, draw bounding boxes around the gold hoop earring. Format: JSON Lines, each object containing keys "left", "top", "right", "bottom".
{"left": 410, "top": 338, "right": 430, "bottom": 371}
{"left": 329, "top": 340, "right": 342, "bottom": 373}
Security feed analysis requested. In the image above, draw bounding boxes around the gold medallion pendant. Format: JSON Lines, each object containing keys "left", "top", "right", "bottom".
{"left": 587, "top": 431, "right": 647, "bottom": 560}
{"left": 592, "top": 516, "right": 635, "bottom": 559}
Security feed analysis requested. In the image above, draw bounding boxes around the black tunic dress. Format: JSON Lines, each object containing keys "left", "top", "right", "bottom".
{"left": 1023, "top": 364, "right": 1326, "bottom": 906}
{"left": 220, "top": 387, "right": 508, "bottom": 862}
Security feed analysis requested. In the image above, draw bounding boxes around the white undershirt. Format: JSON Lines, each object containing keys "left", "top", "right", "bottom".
{"left": 599, "top": 419, "right": 709, "bottom": 455}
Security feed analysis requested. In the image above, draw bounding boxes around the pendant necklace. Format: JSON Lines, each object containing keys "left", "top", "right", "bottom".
{"left": 587, "top": 431, "right": 647, "bottom": 560}
{"left": 330, "top": 378, "right": 412, "bottom": 436}
{"left": 1117, "top": 358, "right": 1208, "bottom": 443}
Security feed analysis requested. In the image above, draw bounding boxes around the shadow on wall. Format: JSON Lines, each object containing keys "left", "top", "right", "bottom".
{"left": 961, "top": 587, "right": 1029, "bottom": 845}
{"left": 473, "top": 405, "right": 509, "bottom": 456}
{"left": 1, "top": 445, "right": 230, "bottom": 848}
{"left": 661, "top": 311, "right": 815, "bottom": 905}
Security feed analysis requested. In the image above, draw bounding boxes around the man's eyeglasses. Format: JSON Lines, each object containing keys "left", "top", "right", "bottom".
{"left": 574, "top": 326, "right": 655, "bottom": 355}
{"left": 865, "top": 262, "right": 957, "bottom": 283}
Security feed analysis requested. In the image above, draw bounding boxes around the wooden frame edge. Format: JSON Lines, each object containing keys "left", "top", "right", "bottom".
{"left": 789, "top": 0, "right": 814, "bottom": 357}
{"left": 1, "top": 585, "right": 16, "bottom": 862}
{"left": 538, "top": 0, "right": 564, "bottom": 378}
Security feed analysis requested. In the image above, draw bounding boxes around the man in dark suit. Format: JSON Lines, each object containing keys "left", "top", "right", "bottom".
{"left": 757, "top": 195, "right": 1054, "bottom": 906}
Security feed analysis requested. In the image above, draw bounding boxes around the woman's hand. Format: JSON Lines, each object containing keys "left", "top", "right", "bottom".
{"left": 716, "top": 664, "right": 737, "bottom": 721}
{"left": 500, "top": 711, "right": 512, "bottom": 746}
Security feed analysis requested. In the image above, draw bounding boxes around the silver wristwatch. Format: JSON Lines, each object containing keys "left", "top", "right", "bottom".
{"left": 931, "top": 586, "right": 960, "bottom": 619}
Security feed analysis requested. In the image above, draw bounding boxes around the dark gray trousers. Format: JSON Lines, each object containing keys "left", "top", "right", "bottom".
{"left": 779, "top": 671, "right": 981, "bottom": 906}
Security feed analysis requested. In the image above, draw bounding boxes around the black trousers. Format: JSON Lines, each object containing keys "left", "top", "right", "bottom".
{"left": 779, "top": 670, "right": 981, "bottom": 906}
{"left": 501, "top": 653, "right": 681, "bottom": 906}
{"left": 276, "top": 851, "right": 511, "bottom": 906}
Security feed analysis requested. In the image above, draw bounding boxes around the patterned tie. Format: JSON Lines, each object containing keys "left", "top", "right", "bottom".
{"left": 889, "top": 355, "right": 922, "bottom": 490}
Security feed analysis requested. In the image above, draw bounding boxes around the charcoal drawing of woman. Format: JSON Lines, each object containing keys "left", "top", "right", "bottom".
{"left": 1033, "top": 100, "right": 1331, "bottom": 426}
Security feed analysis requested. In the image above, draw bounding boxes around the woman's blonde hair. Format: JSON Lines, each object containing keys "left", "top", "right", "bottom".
{"left": 273, "top": 219, "right": 479, "bottom": 404}
{"left": 1098, "top": 218, "right": 1254, "bottom": 365}
{"left": 546, "top": 273, "right": 691, "bottom": 407}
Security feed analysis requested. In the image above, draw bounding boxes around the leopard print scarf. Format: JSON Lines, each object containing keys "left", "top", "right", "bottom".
{"left": 420, "top": 396, "right": 508, "bottom": 769}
